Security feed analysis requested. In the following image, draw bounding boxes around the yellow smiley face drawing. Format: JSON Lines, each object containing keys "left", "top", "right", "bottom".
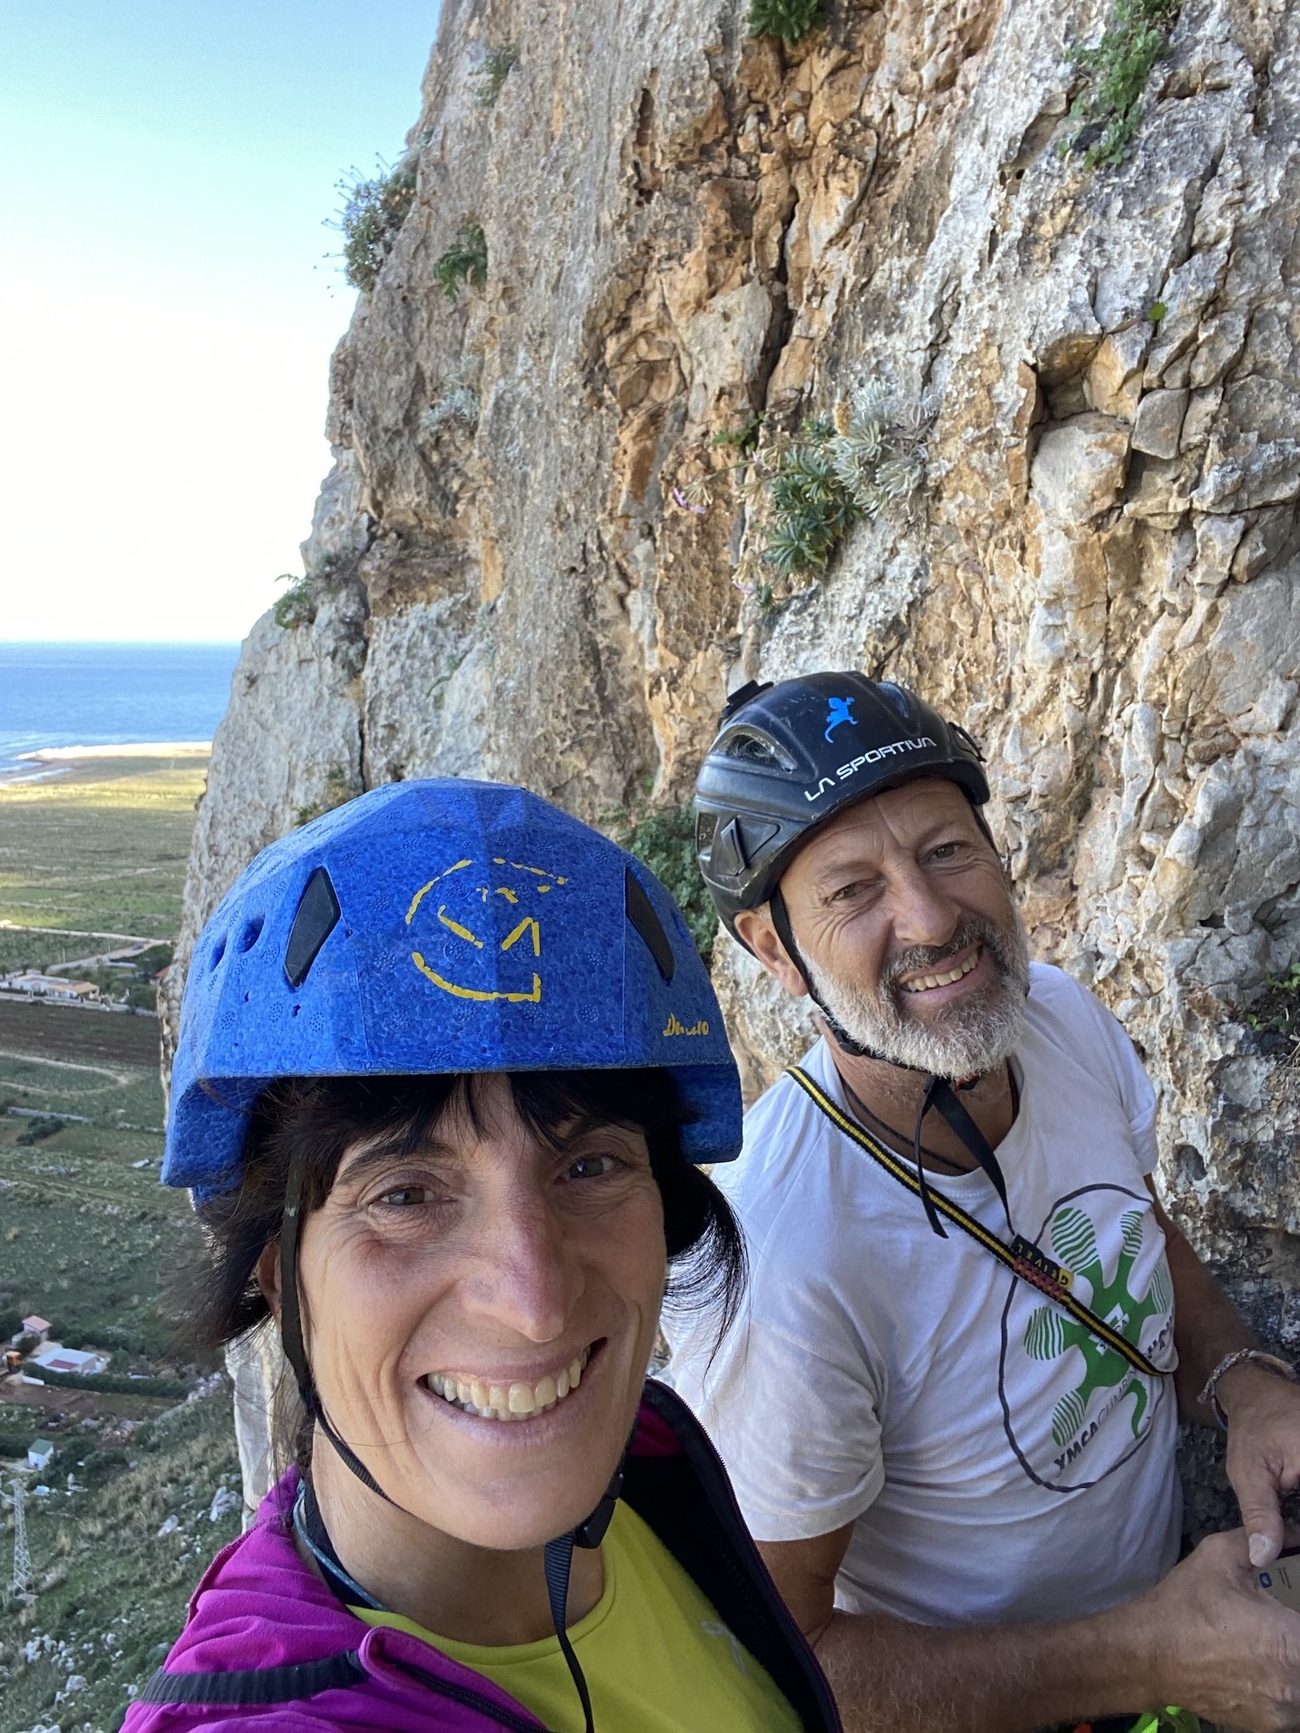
{"left": 404, "top": 856, "right": 568, "bottom": 1002}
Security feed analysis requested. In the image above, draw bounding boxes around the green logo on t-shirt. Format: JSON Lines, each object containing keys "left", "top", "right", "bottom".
{"left": 1023, "top": 1205, "right": 1173, "bottom": 1446}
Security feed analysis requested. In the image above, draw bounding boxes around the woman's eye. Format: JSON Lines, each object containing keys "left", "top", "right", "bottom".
{"left": 376, "top": 1185, "right": 428, "bottom": 1207}
{"left": 565, "top": 1154, "right": 616, "bottom": 1182}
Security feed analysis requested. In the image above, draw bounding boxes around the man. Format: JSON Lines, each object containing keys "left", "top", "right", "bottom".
{"left": 667, "top": 672, "right": 1300, "bottom": 1733}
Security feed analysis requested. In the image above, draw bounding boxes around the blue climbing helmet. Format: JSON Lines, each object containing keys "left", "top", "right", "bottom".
{"left": 164, "top": 778, "right": 742, "bottom": 1198}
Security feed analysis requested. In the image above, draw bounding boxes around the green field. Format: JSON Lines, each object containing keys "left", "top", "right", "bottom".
{"left": 0, "top": 758, "right": 207, "bottom": 972}
{"left": 0, "top": 753, "right": 245, "bottom": 1732}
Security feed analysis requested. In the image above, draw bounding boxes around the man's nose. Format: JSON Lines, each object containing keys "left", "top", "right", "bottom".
{"left": 886, "top": 863, "right": 963, "bottom": 950}
{"left": 460, "top": 1198, "right": 578, "bottom": 1343}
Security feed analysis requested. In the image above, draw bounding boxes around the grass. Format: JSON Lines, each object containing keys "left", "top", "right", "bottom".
{"left": 0, "top": 1388, "right": 241, "bottom": 1733}
{"left": 0, "top": 758, "right": 209, "bottom": 955}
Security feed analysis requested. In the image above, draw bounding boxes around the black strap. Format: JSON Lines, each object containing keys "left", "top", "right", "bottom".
{"left": 294, "top": 1481, "right": 385, "bottom": 1610}
{"left": 140, "top": 1652, "right": 366, "bottom": 1705}
{"left": 926, "top": 1074, "right": 1012, "bottom": 1225}
{"left": 769, "top": 888, "right": 897, "bottom": 1063}
{"left": 543, "top": 1534, "right": 596, "bottom": 1733}
{"left": 787, "top": 1065, "right": 1165, "bottom": 1380}
{"left": 280, "top": 1144, "right": 400, "bottom": 1507}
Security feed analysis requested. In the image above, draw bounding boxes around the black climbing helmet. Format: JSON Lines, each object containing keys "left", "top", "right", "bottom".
{"left": 694, "top": 672, "right": 990, "bottom": 938}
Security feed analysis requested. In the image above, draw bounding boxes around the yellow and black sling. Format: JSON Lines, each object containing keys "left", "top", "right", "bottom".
{"left": 786, "top": 1065, "right": 1166, "bottom": 1381}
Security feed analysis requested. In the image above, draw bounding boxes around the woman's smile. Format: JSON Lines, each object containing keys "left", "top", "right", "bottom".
{"left": 422, "top": 1340, "right": 596, "bottom": 1420}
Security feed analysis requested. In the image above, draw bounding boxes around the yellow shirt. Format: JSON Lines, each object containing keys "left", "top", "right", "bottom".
{"left": 354, "top": 1500, "right": 803, "bottom": 1732}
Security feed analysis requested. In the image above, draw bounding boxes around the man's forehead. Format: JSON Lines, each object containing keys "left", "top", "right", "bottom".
{"left": 792, "top": 779, "right": 976, "bottom": 871}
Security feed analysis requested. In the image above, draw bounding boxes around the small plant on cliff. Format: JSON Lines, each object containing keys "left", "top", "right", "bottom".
{"left": 737, "top": 381, "right": 932, "bottom": 591}
{"left": 333, "top": 158, "right": 418, "bottom": 292}
{"left": 295, "top": 765, "right": 361, "bottom": 828}
{"left": 612, "top": 805, "right": 717, "bottom": 965}
{"left": 1247, "top": 962, "right": 1300, "bottom": 1058}
{"left": 747, "top": 0, "right": 824, "bottom": 46}
{"left": 712, "top": 413, "right": 764, "bottom": 456}
{"left": 435, "top": 223, "right": 488, "bottom": 300}
{"left": 472, "top": 44, "right": 519, "bottom": 108}
{"left": 273, "top": 572, "right": 316, "bottom": 630}
{"left": 420, "top": 380, "right": 479, "bottom": 436}
{"left": 1059, "top": 0, "right": 1182, "bottom": 167}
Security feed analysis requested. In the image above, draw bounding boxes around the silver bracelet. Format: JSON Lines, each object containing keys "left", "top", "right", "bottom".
{"left": 1197, "top": 1347, "right": 1298, "bottom": 1430}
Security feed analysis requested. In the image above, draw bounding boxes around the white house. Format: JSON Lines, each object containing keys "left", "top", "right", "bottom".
{"left": 27, "top": 1438, "right": 55, "bottom": 1471}
{"left": 30, "top": 1344, "right": 109, "bottom": 1376}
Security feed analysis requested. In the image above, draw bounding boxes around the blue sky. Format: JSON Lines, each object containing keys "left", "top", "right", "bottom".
{"left": 0, "top": 1, "right": 441, "bottom": 641}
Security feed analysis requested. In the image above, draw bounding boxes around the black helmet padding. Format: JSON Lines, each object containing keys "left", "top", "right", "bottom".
{"left": 695, "top": 673, "right": 990, "bottom": 937}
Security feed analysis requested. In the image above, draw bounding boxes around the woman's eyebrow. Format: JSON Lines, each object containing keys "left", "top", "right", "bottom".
{"left": 335, "top": 1137, "right": 457, "bottom": 1185}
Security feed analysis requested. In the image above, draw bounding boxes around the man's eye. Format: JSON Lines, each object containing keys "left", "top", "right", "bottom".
{"left": 565, "top": 1154, "right": 615, "bottom": 1182}
{"left": 829, "top": 880, "right": 867, "bottom": 903}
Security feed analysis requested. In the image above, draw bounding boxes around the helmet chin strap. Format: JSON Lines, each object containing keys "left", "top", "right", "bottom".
{"left": 278, "top": 1147, "right": 619, "bottom": 1733}
{"left": 768, "top": 887, "right": 1010, "bottom": 1240}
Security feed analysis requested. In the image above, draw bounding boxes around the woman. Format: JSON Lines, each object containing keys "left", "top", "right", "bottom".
{"left": 126, "top": 779, "right": 840, "bottom": 1733}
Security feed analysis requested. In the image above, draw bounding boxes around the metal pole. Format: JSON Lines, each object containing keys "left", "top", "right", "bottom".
{"left": 10, "top": 1477, "right": 31, "bottom": 1596}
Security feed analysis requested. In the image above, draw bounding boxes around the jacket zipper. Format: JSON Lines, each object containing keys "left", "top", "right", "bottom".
{"left": 382, "top": 1653, "right": 553, "bottom": 1733}
{"left": 643, "top": 1381, "right": 844, "bottom": 1733}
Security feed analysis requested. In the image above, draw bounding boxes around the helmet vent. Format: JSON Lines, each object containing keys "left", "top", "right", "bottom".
{"left": 284, "top": 867, "right": 341, "bottom": 988}
{"left": 624, "top": 868, "right": 676, "bottom": 983}
{"left": 876, "top": 682, "right": 913, "bottom": 721}
{"left": 719, "top": 729, "right": 792, "bottom": 770}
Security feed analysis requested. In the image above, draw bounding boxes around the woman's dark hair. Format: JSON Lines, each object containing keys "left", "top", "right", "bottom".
{"left": 187, "top": 1068, "right": 745, "bottom": 1368}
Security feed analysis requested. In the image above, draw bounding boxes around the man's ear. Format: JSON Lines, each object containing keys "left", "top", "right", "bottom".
{"left": 256, "top": 1242, "right": 283, "bottom": 1323}
{"left": 734, "top": 906, "right": 809, "bottom": 1000}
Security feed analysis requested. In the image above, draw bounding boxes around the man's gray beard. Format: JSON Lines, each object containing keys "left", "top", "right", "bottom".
{"left": 806, "top": 910, "right": 1031, "bottom": 1078}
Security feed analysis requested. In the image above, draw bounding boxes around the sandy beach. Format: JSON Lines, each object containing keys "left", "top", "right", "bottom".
{"left": 18, "top": 741, "right": 212, "bottom": 761}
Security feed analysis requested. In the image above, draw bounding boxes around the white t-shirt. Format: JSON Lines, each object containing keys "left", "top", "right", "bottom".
{"left": 666, "top": 963, "right": 1182, "bottom": 1629}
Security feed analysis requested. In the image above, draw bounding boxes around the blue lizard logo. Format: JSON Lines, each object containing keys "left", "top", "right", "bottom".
{"left": 824, "top": 696, "right": 856, "bottom": 741}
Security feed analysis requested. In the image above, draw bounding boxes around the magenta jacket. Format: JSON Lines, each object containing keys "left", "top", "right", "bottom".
{"left": 123, "top": 1380, "right": 841, "bottom": 1732}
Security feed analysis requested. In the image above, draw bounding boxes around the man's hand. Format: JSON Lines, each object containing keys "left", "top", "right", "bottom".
{"left": 1134, "top": 1527, "right": 1300, "bottom": 1731}
{"left": 760, "top": 1525, "right": 1300, "bottom": 1733}
{"left": 1149, "top": 1182, "right": 1300, "bottom": 1565}
{"left": 1220, "top": 1363, "right": 1300, "bottom": 1566}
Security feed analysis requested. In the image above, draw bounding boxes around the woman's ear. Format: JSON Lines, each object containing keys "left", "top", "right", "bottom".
{"left": 256, "top": 1241, "right": 283, "bottom": 1322}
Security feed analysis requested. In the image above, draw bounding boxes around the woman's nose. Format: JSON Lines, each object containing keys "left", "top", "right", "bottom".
{"left": 460, "top": 1198, "right": 578, "bottom": 1343}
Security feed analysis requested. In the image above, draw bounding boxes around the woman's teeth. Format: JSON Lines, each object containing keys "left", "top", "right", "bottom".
{"left": 424, "top": 1347, "right": 591, "bottom": 1421}
{"left": 902, "top": 951, "right": 979, "bottom": 993}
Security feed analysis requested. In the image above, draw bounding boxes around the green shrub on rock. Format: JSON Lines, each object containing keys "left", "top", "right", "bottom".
{"left": 747, "top": 0, "right": 824, "bottom": 44}
{"left": 1061, "top": 0, "right": 1182, "bottom": 167}
{"left": 435, "top": 224, "right": 488, "bottom": 300}
{"left": 615, "top": 806, "right": 718, "bottom": 966}
{"left": 335, "top": 159, "right": 418, "bottom": 293}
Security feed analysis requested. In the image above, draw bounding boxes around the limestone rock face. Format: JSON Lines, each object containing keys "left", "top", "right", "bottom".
{"left": 173, "top": 0, "right": 1300, "bottom": 1333}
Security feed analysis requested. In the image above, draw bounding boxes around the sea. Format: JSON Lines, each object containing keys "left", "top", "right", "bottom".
{"left": 0, "top": 642, "right": 242, "bottom": 783}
